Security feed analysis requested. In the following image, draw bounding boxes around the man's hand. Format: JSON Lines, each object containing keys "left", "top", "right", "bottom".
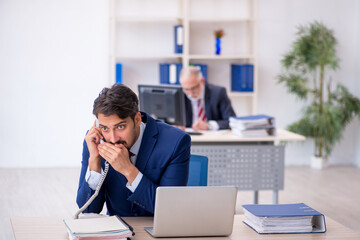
{"left": 192, "top": 120, "right": 209, "bottom": 131}
{"left": 98, "top": 143, "right": 139, "bottom": 184}
{"left": 84, "top": 120, "right": 103, "bottom": 173}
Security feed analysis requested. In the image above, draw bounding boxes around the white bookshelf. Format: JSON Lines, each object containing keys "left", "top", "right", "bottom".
{"left": 109, "top": 0, "right": 258, "bottom": 116}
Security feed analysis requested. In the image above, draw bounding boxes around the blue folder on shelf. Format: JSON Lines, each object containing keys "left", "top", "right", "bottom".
{"left": 174, "top": 25, "right": 183, "bottom": 54}
{"left": 159, "top": 63, "right": 208, "bottom": 85}
{"left": 160, "top": 63, "right": 182, "bottom": 85}
{"left": 242, "top": 203, "right": 326, "bottom": 234}
{"left": 116, "top": 63, "right": 122, "bottom": 84}
{"left": 231, "top": 64, "right": 254, "bottom": 92}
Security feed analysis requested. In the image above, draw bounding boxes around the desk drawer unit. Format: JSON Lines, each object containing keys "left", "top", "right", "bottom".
{"left": 191, "top": 144, "right": 285, "bottom": 191}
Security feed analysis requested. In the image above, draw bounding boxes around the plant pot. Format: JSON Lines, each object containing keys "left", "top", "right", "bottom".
{"left": 310, "top": 156, "right": 327, "bottom": 169}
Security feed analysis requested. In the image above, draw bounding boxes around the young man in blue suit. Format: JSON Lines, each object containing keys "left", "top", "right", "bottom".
{"left": 180, "top": 66, "right": 236, "bottom": 131}
{"left": 76, "top": 84, "right": 191, "bottom": 216}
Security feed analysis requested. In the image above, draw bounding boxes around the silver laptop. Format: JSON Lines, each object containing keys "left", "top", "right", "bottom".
{"left": 144, "top": 186, "right": 238, "bottom": 237}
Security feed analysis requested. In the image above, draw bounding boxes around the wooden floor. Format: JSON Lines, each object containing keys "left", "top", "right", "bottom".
{"left": 1, "top": 166, "right": 360, "bottom": 240}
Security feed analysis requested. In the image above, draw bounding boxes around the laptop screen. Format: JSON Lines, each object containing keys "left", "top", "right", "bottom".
{"left": 145, "top": 186, "right": 237, "bottom": 237}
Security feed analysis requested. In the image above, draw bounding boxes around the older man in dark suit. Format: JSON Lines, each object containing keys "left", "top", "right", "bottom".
{"left": 180, "top": 66, "right": 236, "bottom": 131}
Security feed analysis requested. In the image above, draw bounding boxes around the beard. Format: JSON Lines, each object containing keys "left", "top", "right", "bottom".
{"left": 185, "top": 85, "right": 204, "bottom": 101}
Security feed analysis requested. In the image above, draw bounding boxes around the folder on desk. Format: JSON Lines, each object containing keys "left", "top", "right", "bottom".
{"left": 242, "top": 203, "right": 326, "bottom": 234}
{"left": 63, "top": 215, "right": 134, "bottom": 239}
{"left": 230, "top": 115, "right": 276, "bottom": 137}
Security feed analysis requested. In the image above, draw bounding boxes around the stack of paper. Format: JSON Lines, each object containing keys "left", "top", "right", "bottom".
{"left": 230, "top": 114, "right": 276, "bottom": 137}
{"left": 63, "top": 215, "right": 134, "bottom": 240}
{"left": 242, "top": 203, "right": 326, "bottom": 234}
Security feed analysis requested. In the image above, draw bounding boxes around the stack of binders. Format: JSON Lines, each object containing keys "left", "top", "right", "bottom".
{"left": 242, "top": 203, "right": 326, "bottom": 234}
{"left": 63, "top": 215, "right": 134, "bottom": 240}
{"left": 229, "top": 114, "right": 276, "bottom": 137}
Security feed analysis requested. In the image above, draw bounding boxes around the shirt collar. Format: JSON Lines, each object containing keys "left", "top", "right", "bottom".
{"left": 129, "top": 121, "right": 146, "bottom": 156}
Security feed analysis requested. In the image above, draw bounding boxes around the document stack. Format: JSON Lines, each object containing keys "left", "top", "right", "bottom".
{"left": 229, "top": 114, "right": 275, "bottom": 137}
{"left": 242, "top": 203, "right": 326, "bottom": 234}
{"left": 63, "top": 215, "right": 134, "bottom": 240}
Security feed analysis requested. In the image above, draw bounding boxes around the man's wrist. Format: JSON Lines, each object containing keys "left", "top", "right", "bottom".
{"left": 125, "top": 165, "right": 140, "bottom": 185}
{"left": 88, "top": 156, "right": 101, "bottom": 173}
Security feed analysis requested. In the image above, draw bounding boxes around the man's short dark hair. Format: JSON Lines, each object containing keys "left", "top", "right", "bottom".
{"left": 93, "top": 84, "right": 139, "bottom": 120}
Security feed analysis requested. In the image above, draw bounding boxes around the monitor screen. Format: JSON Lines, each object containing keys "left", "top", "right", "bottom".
{"left": 138, "top": 84, "right": 186, "bottom": 126}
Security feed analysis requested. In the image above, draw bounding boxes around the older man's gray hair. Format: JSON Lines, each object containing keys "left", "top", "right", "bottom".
{"left": 179, "top": 66, "right": 203, "bottom": 82}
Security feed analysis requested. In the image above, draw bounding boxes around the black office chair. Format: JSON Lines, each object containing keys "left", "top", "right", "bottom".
{"left": 187, "top": 154, "right": 208, "bottom": 186}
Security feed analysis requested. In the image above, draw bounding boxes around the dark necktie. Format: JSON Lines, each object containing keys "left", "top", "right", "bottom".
{"left": 128, "top": 149, "right": 135, "bottom": 164}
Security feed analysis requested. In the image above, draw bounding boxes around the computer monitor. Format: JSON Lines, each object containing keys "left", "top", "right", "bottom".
{"left": 138, "top": 84, "right": 186, "bottom": 126}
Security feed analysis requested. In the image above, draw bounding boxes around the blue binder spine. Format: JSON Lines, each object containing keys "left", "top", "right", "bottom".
{"left": 159, "top": 63, "right": 183, "bottom": 85}
{"left": 175, "top": 63, "right": 183, "bottom": 84}
{"left": 160, "top": 63, "right": 207, "bottom": 84}
{"left": 160, "top": 64, "right": 170, "bottom": 84}
{"left": 174, "top": 25, "right": 183, "bottom": 54}
{"left": 231, "top": 64, "right": 244, "bottom": 91}
{"left": 192, "top": 64, "right": 208, "bottom": 82}
{"left": 246, "top": 64, "right": 254, "bottom": 91}
{"left": 231, "top": 64, "right": 254, "bottom": 92}
{"left": 116, "top": 63, "right": 122, "bottom": 84}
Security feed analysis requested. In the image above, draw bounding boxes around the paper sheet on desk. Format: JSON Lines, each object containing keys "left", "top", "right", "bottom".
{"left": 185, "top": 128, "right": 229, "bottom": 134}
{"left": 63, "top": 215, "right": 128, "bottom": 234}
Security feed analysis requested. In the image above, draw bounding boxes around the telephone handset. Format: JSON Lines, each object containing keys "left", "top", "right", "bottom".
{"left": 73, "top": 119, "right": 110, "bottom": 219}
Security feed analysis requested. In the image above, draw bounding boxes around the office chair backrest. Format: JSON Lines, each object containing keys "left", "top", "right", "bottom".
{"left": 187, "top": 154, "right": 208, "bottom": 186}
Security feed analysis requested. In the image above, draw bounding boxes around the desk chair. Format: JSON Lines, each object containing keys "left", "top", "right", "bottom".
{"left": 187, "top": 154, "right": 208, "bottom": 186}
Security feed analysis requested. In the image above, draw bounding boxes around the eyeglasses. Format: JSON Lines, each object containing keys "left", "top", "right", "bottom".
{"left": 183, "top": 83, "right": 201, "bottom": 92}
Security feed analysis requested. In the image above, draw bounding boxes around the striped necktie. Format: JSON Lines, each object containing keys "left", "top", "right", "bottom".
{"left": 197, "top": 99, "right": 207, "bottom": 121}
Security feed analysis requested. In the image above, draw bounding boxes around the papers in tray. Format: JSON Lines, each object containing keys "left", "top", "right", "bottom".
{"left": 63, "top": 215, "right": 134, "bottom": 240}
{"left": 230, "top": 115, "right": 276, "bottom": 137}
{"left": 242, "top": 203, "right": 326, "bottom": 234}
{"left": 231, "top": 127, "right": 276, "bottom": 137}
{"left": 229, "top": 115, "right": 275, "bottom": 129}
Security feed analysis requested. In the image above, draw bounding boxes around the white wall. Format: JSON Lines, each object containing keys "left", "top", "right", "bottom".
{"left": 0, "top": 0, "right": 109, "bottom": 167}
{"left": 0, "top": 0, "right": 359, "bottom": 167}
{"left": 257, "top": 0, "right": 360, "bottom": 165}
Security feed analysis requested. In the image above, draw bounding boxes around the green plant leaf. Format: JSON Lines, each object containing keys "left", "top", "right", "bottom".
{"left": 278, "top": 21, "right": 360, "bottom": 158}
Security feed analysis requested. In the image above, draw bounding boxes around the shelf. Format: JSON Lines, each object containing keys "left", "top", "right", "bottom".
{"left": 110, "top": 0, "right": 258, "bottom": 115}
{"left": 116, "top": 54, "right": 183, "bottom": 61}
{"left": 116, "top": 16, "right": 183, "bottom": 23}
{"left": 189, "top": 17, "right": 254, "bottom": 23}
{"left": 228, "top": 92, "right": 255, "bottom": 97}
{"left": 189, "top": 54, "right": 254, "bottom": 60}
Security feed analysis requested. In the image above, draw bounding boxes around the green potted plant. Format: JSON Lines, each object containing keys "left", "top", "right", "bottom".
{"left": 278, "top": 21, "right": 360, "bottom": 169}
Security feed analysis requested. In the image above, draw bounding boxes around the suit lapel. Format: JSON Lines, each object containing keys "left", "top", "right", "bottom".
{"left": 204, "top": 84, "right": 212, "bottom": 119}
{"left": 135, "top": 112, "right": 158, "bottom": 173}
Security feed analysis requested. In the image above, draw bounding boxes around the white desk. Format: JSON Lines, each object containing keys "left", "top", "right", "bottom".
{"left": 190, "top": 129, "right": 305, "bottom": 204}
{"left": 11, "top": 215, "right": 360, "bottom": 240}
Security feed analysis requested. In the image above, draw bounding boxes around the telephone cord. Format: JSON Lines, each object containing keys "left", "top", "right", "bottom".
{"left": 73, "top": 161, "right": 110, "bottom": 219}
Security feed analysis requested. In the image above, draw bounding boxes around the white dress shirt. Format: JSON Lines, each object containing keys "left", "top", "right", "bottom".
{"left": 85, "top": 122, "right": 146, "bottom": 192}
{"left": 190, "top": 91, "right": 219, "bottom": 130}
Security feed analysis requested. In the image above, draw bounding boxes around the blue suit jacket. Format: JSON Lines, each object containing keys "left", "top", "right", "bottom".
{"left": 76, "top": 112, "right": 190, "bottom": 216}
{"left": 185, "top": 83, "right": 236, "bottom": 129}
